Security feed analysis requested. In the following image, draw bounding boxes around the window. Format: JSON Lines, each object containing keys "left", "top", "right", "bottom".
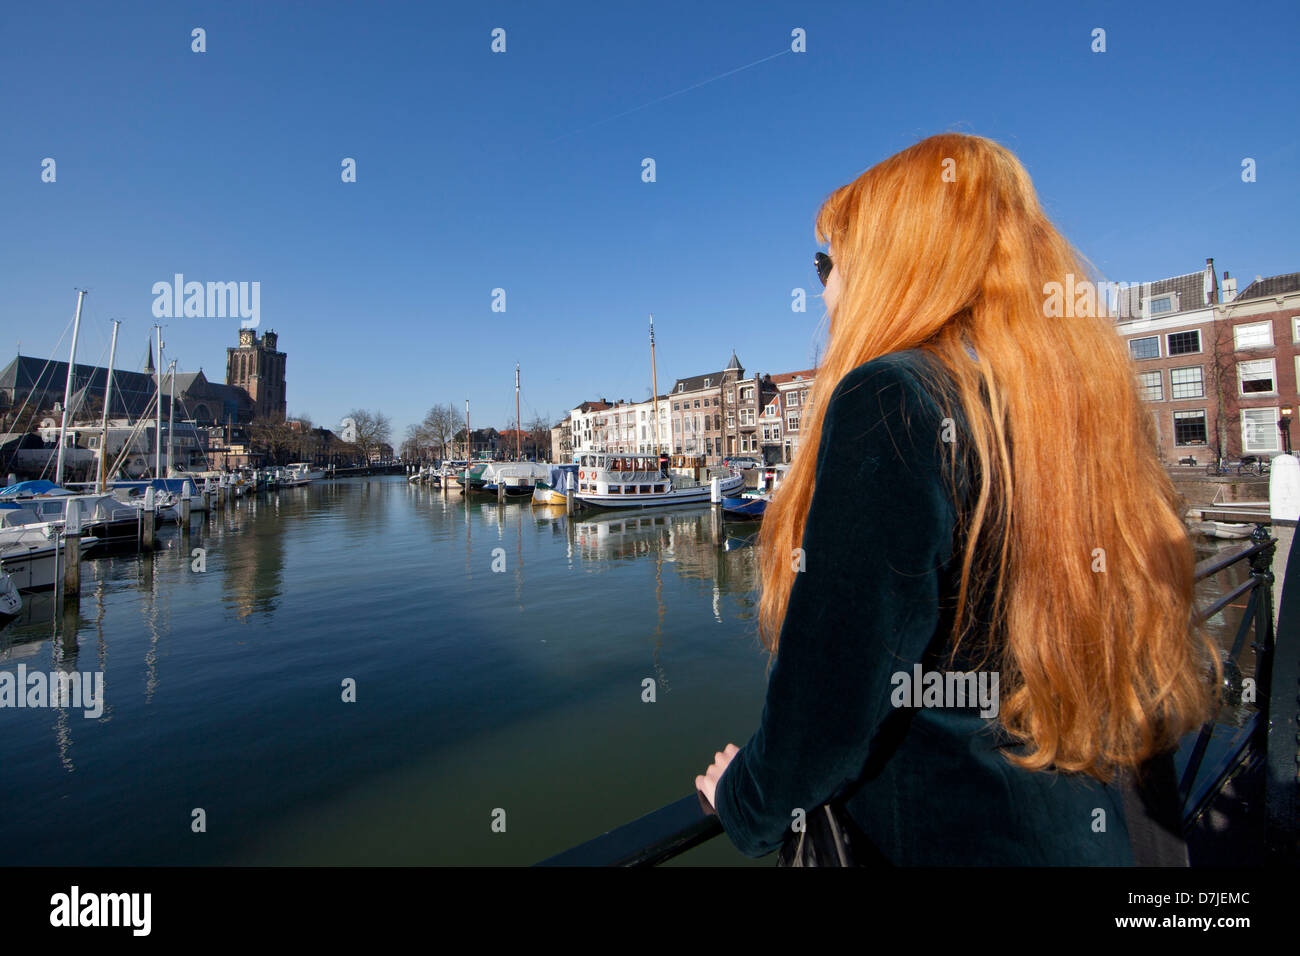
{"left": 787, "top": 391, "right": 800, "bottom": 406}
{"left": 1292, "top": 316, "right": 1300, "bottom": 344}
{"left": 1173, "top": 410, "right": 1208, "bottom": 446}
{"left": 677, "top": 384, "right": 684, "bottom": 393}
{"left": 1242, "top": 407, "right": 1280, "bottom": 453}
{"left": 787, "top": 410, "right": 800, "bottom": 431}
{"left": 1234, "top": 321, "right": 1273, "bottom": 350}
{"left": 1138, "top": 370, "right": 1162, "bottom": 401}
{"left": 704, "top": 378, "right": 711, "bottom": 387}
{"left": 1166, "top": 330, "right": 1201, "bottom": 356}
{"left": 1170, "top": 366, "right": 1204, "bottom": 400}
{"left": 693, "top": 399, "right": 700, "bottom": 408}
{"left": 1238, "top": 359, "right": 1276, "bottom": 395}
{"left": 1130, "top": 336, "right": 1159, "bottom": 360}
{"left": 713, "top": 415, "right": 720, "bottom": 430}
{"left": 672, "top": 402, "right": 679, "bottom": 411}
{"left": 1146, "top": 294, "right": 1176, "bottom": 316}
{"left": 740, "top": 386, "right": 754, "bottom": 401}
{"left": 726, "top": 390, "right": 734, "bottom": 403}
{"left": 726, "top": 413, "right": 735, "bottom": 428}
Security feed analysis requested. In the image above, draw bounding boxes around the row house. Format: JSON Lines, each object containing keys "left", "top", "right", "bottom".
{"left": 1114, "top": 260, "right": 1300, "bottom": 461}
{"left": 666, "top": 353, "right": 742, "bottom": 462}
{"left": 567, "top": 400, "right": 612, "bottom": 452}
{"left": 723, "top": 367, "right": 778, "bottom": 461}
{"left": 768, "top": 369, "right": 817, "bottom": 463}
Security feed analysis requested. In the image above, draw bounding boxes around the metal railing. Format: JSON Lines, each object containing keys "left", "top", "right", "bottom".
{"left": 538, "top": 524, "right": 1294, "bottom": 866}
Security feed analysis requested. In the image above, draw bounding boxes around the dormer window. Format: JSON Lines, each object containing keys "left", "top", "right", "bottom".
{"left": 1144, "top": 293, "right": 1178, "bottom": 317}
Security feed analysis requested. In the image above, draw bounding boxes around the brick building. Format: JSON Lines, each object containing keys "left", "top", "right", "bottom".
{"left": 1115, "top": 261, "right": 1300, "bottom": 461}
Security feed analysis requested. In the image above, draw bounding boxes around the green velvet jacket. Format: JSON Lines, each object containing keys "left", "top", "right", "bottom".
{"left": 714, "top": 349, "right": 1141, "bottom": 865}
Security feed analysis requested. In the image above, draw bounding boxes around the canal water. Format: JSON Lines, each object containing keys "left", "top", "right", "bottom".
{"left": 0, "top": 477, "right": 1257, "bottom": 865}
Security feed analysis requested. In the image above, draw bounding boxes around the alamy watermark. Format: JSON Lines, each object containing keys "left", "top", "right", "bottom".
{"left": 1042, "top": 275, "right": 1150, "bottom": 320}
{"left": 890, "top": 664, "right": 999, "bottom": 718}
{"left": 0, "top": 665, "right": 104, "bottom": 718}
{"left": 151, "top": 274, "right": 260, "bottom": 328}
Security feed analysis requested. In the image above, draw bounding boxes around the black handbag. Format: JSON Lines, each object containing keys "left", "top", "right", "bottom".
{"left": 776, "top": 802, "right": 859, "bottom": 867}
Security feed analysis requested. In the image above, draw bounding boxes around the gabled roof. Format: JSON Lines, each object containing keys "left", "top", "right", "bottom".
{"left": 770, "top": 368, "right": 816, "bottom": 386}
{"left": 1115, "top": 270, "right": 1211, "bottom": 318}
{"left": 1237, "top": 272, "right": 1300, "bottom": 301}
{"left": 670, "top": 369, "right": 730, "bottom": 394}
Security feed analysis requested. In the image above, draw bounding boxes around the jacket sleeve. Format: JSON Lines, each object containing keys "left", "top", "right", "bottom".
{"left": 712, "top": 356, "right": 961, "bottom": 857}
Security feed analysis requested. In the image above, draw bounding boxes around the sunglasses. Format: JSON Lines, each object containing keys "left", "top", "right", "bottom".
{"left": 814, "top": 252, "right": 833, "bottom": 286}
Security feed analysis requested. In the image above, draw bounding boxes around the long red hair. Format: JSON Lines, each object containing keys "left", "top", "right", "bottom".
{"left": 758, "top": 133, "right": 1218, "bottom": 781}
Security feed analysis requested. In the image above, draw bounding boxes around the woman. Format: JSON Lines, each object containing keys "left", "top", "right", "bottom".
{"left": 694, "top": 133, "right": 1218, "bottom": 865}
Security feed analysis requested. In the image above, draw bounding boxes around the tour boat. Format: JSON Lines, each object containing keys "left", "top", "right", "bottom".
{"left": 532, "top": 464, "right": 579, "bottom": 505}
{"left": 575, "top": 452, "right": 743, "bottom": 509}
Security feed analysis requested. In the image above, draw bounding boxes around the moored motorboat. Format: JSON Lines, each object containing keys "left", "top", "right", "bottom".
{"left": 575, "top": 452, "right": 743, "bottom": 509}
{"left": 483, "top": 461, "right": 551, "bottom": 499}
{"left": 0, "top": 519, "right": 100, "bottom": 591}
{"left": 720, "top": 463, "right": 789, "bottom": 520}
{"left": 0, "top": 571, "right": 21, "bottom": 623}
{"left": 533, "top": 464, "right": 579, "bottom": 505}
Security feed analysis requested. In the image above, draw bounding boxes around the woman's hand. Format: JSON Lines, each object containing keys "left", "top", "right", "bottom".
{"left": 695, "top": 743, "right": 740, "bottom": 810}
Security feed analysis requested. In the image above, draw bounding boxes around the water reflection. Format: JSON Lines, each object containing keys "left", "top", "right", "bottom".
{"left": 0, "top": 478, "right": 1276, "bottom": 865}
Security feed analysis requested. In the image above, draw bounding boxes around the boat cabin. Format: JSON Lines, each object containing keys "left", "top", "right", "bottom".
{"left": 575, "top": 453, "right": 669, "bottom": 496}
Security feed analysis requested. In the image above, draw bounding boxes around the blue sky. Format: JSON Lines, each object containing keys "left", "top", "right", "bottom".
{"left": 2, "top": 0, "right": 1297, "bottom": 440}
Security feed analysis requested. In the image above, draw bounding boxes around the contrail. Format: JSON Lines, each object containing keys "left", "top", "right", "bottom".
{"left": 546, "top": 47, "right": 793, "bottom": 144}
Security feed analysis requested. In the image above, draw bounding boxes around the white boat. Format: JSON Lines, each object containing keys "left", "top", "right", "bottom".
{"left": 0, "top": 571, "right": 20, "bottom": 622}
{"left": 0, "top": 488, "right": 141, "bottom": 546}
{"left": 0, "top": 519, "right": 100, "bottom": 591}
{"left": 575, "top": 452, "right": 743, "bottom": 509}
{"left": 482, "top": 461, "right": 552, "bottom": 498}
{"left": 281, "top": 463, "right": 323, "bottom": 486}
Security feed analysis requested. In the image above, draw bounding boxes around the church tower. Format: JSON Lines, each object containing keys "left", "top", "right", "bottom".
{"left": 226, "top": 328, "right": 287, "bottom": 420}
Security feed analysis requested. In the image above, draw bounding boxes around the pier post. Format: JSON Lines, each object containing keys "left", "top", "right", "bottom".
{"left": 566, "top": 487, "right": 575, "bottom": 515}
{"left": 498, "top": 480, "right": 506, "bottom": 505}
{"left": 63, "top": 505, "right": 81, "bottom": 601}
{"left": 141, "top": 486, "right": 156, "bottom": 550}
{"left": 1270, "top": 455, "right": 1299, "bottom": 630}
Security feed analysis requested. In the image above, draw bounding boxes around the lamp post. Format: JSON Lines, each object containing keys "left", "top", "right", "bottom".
{"left": 1280, "top": 407, "right": 1294, "bottom": 455}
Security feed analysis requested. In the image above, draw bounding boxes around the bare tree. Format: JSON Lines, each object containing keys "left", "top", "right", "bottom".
{"left": 526, "top": 414, "right": 552, "bottom": 461}
{"left": 422, "top": 403, "right": 458, "bottom": 460}
{"left": 347, "top": 408, "right": 392, "bottom": 463}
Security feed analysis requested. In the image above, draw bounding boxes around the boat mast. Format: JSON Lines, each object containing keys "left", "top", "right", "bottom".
{"left": 54, "top": 289, "right": 87, "bottom": 486}
{"left": 154, "top": 326, "right": 163, "bottom": 479}
{"left": 465, "top": 399, "right": 470, "bottom": 460}
{"left": 96, "top": 319, "right": 120, "bottom": 492}
{"left": 166, "top": 360, "right": 176, "bottom": 476}
{"left": 649, "top": 313, "right": 661, "bottom": 459}
{"left": 515, "top": 363, "right": 521, "bottom": 461}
